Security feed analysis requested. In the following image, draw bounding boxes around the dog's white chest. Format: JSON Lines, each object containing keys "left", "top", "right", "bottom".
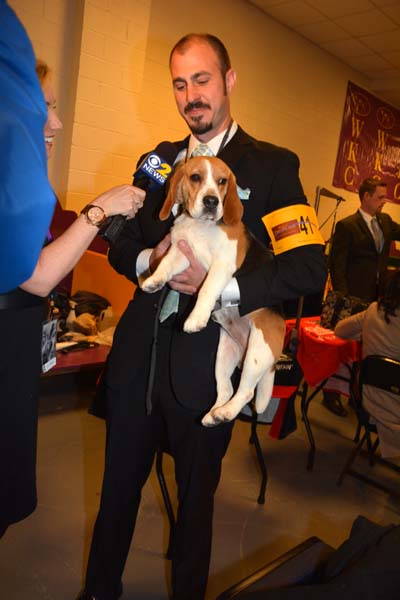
{"left": 171, "top": 215, "right": 237, "bottom": 270}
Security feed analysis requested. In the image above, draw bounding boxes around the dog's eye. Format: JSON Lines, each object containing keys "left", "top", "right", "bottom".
{"left": 218, "top": 178, "right": 227, "bottom": 186}
{"left": 190, "top": 173, "right": 201, "bottom": 183}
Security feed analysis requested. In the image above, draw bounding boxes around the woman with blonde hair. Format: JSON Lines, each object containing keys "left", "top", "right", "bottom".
{"left": 0, "top": 59, "right": 145, "bottom": 537}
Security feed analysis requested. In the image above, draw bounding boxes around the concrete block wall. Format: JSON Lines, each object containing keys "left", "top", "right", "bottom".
{"left": 8, "top": 0, "right": 398, "bottom": 242}
{"left": 68, "top": 0, "right": 155, "bottom": 210}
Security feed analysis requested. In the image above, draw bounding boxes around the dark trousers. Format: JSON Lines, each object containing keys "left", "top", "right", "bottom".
{"left": 84, "top": 325, "right": 234, "bottom": 600}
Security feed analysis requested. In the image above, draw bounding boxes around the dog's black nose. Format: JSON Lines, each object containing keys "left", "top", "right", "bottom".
{"left": 203, "top": 195, "right": 218, "bottom": 210}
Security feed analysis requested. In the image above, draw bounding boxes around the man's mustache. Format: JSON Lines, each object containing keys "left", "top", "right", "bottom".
{"left": 184, "top": 101, "right": 211, "bottom": 114}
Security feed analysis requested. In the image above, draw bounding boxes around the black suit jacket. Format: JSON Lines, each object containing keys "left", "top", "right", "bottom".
{"left": 329, "top": 210, "right": 400, "bottom": 303}
{"left": 103, "top": 127, "right": 327, "bottom": 412}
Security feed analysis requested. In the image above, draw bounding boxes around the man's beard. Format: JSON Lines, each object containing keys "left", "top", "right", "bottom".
{"left": 184, "top": 101, "right": 213, "bottom": 135}
{"left": 188, "top": 117, "right": 213, "bottom": 135}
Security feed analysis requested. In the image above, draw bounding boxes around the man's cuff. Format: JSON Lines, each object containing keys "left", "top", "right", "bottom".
{"left": 219, "top": 278, "right": 240, "bottom": 308}
{"left": 137, "top": 248, "right": 153, "bottom": 286}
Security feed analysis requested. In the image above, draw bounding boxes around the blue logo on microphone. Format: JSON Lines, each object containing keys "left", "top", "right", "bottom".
{"left": 141, "top": 154, "right": 172, "bottom": 185}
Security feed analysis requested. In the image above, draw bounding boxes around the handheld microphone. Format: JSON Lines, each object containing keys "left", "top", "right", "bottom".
{"left": 319, "top": 187, "right": 346, "bottom": 202}
{"left": 99, "top": 141, "right": 179, "bottom": 243}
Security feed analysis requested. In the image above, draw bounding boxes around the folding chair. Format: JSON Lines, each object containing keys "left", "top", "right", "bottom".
{"left": 336, "top": 354, "right": 400, "bottom": 497}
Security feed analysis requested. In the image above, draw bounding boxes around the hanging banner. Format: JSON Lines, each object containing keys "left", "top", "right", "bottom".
{"left": 333, "top": 81, "right": 400, "bottom": 204}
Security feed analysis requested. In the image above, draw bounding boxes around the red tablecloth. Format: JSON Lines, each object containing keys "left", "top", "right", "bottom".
{"left": 291, "top": 317, "right": 360, "bottom": 386}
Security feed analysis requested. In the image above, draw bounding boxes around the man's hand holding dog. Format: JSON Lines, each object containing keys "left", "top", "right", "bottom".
{"left": 149, "top": 236, "right": 206, "bottom": 295}
{"left": 169, "top": 240, "right": 207, "bottom": 295}
{"left": 149, "top": 234, "right": 172, "bottom": 274}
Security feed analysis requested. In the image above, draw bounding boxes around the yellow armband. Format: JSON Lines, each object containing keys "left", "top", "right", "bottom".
{"left": 262, "top": 204, "right": 324, "bottom": 255}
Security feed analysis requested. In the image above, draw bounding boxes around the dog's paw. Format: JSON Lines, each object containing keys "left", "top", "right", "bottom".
{"left": 142, "top": 278, "right": 164, "bottom": 293}
{"left": 201, "top": 412, "right": 218, "bottom": 427}
{"left": 183, "top": 313, "right": 209, "bottom": 333}
{"left": 211, "top": 405, "right": 239, "bottom": 423}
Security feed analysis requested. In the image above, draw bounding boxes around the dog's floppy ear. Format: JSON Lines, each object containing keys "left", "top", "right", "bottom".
{"left": 159, "top": 164, "right": 185, "bottom": 221}
{"left": 223, "top": 171, "right": 243, "bottom": 226}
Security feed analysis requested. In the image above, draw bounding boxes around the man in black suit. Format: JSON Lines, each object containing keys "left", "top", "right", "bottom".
{"left": 324, "top": 177, "right": 400, "bottom": 416}
{"left": 330, "top": 178, "right": 400, "bottom": 303}
{"left": 77, "top": 34, "right": 326, "bottom": 600}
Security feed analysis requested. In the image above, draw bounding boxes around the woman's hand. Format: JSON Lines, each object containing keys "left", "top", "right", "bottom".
{"left": 93, "top": 184, "right": 146, "bottom": 220}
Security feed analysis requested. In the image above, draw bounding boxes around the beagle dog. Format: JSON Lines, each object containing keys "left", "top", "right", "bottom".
{"left": 142, "top": 156, "right": 286, "bottom": 426}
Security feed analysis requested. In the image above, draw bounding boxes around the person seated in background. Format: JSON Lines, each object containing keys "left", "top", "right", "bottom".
{"left": 335, "top": 269, "right": 400, "bottom": 459}
{"left": 0, "top": 59, "right": 145, "bottom": 538}
{"left": 324, "top": 177, "right": 400, "bottom": 417}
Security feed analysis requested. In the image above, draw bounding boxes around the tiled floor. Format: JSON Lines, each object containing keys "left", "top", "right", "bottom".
{"left": 1, "top": 372, "right": 399, "bottom": 600}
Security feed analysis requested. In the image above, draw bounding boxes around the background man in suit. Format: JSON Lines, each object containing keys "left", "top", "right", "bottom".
{"left": 330, "top": 178, "right": 400, "bottom": 303}
{"left": 324, "top": 177, "right": 400, "bottom": 416}
{"left": 77, "top": 34, "right": 326, "bottom": 600}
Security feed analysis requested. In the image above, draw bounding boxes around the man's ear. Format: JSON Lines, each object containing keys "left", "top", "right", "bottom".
{"left": 225, "top": 68, "right": 237, "bottom": 96}
{"left": 159, "top": 165, "right": 185, "bottom": 220}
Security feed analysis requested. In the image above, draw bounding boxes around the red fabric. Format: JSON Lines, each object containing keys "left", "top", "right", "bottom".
{"left": 272, "top": 385, "right": 297, "bottom": 399}
{"left": 295, "top": 318, "right": 360, "bottom": 386}
{"left": 269, "top": 397, "right": 290, "bottom": 439}
{"left": 269, "top": 386, "right": 297, "bottom": 439}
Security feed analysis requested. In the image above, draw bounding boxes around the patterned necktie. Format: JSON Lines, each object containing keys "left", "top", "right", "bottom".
{"left": 191, "top": 143, "right": 214, "bottom": 157}
{"left": 371, "top": 217, "right": 383, "bottom": 253}
{"left": 158, "top": 143, "right": 215, "bottom": 322}
{"left": 159, "top": 288, "right": 180, "bottom": 322}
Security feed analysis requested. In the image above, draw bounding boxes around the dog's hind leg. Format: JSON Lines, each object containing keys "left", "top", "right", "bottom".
{"left": 210, "top": 328, "right": 276, "bottom": 424}
{"left": 253, "top": 365, "right": 276, "bottom": 414}
{"left": 202, "top": 329, "right": 242, "bottom": 427}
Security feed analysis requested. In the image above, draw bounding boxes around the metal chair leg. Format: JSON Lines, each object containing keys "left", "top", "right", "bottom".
{"left": 300, "top": 380, "right": 316, "bottom": 471}
{"left": 337, "top": 432, "right": 367, "bottom": 486}
{"left": 249, "top": 412, "right": 268, "bottom": 504}
{"left": 365, "top": 430, "right": 376, "bottom": 466}
{"left": 353, "top": 422, "right": 361, "bottom": 443}
{"left": 155, "top": 449, "right": 175, "bottom": 559}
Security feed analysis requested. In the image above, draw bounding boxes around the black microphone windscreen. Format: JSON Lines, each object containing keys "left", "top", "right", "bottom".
{"left": 100, "top": 141, "right": 179, "bottom": 244}
{"left": 153, "top": 141, "right": 180, "bottom": 164}
{"left": 319, "top": 187, "right": 345, "bottom": 201}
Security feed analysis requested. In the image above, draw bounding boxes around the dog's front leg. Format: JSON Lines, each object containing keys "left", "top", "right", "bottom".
{"left": 184, "top": 261, "right": 232, "bottom": 333}
{"left": 142, "top": 246, "right": 189, "bottom": 293}
{"left": 202, "top": 329, "right": 242, "bottom": 427}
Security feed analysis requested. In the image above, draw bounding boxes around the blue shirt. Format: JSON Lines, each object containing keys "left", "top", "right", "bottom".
{"left": 0, "top": 0, "right": 55, "bottom": 293}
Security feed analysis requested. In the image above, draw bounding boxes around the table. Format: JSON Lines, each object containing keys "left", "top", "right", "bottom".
{"left": 42, "top": 343, "right": 110, "bottom": 376}
{"left": 287, "top": 317, "right": 361, "bottom": 470}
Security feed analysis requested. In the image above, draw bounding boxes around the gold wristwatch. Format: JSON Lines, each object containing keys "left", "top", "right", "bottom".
{"left": 80, "top": 204, "right": 107, "bottom": 228}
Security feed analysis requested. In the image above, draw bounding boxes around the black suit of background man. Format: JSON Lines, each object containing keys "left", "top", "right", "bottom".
{"left": 78, "top": 34, "right": 327, "bottom": 600}
{"left": 323, "top": 177, "right": 400, "bottom": 418}
{"left": 329, "top": 178, "right": 400, "bottom": 304}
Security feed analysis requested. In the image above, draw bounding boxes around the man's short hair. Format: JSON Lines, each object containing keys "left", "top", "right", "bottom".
{"left": 359, "top": 177, "right": 387, "bottom": 201}
{"left": 169, "top": 33, "right": 231, "bottom": 77}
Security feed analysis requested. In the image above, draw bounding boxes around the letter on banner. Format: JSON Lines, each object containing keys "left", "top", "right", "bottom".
{"left": 262, "top": 205, "right": 324, "bottom": 255}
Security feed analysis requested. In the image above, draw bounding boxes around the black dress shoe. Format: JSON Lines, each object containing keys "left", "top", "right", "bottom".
{"left": 322, "top": 391, "right": 348, "bottom": 417}
{"left": 75, "top": 584, "right": 123, "bottom": 600}
{"left": 75, "top": 592, "right": 98, "bottom": 600}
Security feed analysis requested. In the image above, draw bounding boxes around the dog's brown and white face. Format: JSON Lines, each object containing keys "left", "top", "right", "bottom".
{"left": 159, "top": 156, "right": 243, "bottom": 226}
